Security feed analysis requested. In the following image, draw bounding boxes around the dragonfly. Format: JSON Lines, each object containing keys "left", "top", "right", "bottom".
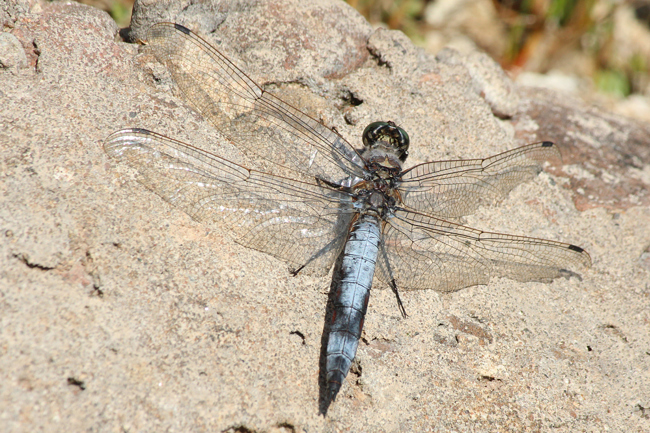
{"left": 104, "top": 22, "right": 591, "bottom": 410}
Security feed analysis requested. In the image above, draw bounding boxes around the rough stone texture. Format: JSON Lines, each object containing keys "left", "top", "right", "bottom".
{"left": 436, "top": 47, "right": 519, "bottom": 119}
{"left": 1, "top": 0, "right": 649, "bottom": 431}
{"left": 0, "top": 32, "right": 27, "bottom": 72}
{"left": 129, "top": 0, "right": 372, "bottom": 82}
{"left": 513, "top": 86, "right": 650, "bottom": 212}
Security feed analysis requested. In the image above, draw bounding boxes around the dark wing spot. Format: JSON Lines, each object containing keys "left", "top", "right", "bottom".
{"left": 542, "top": 141, "right": 554, "bottom": 147}
{"left": 568, "top": 244, "right": 584, "bottom": 253}
{"left": 174, "top": 23, "right": 191, "bottom": 35}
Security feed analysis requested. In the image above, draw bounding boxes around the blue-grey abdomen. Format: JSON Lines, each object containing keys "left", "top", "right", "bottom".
{"left": 325, "top": 214, "right": 380, "bottom": 401}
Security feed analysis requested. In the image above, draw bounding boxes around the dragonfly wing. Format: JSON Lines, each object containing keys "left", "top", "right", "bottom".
{"left": 104, "top": 128, "right": 353, "bottom": 275}
{"left": 145, "top": 22, "right": 366, "bottom": 185}
{"left": 399, "top": 142, "right": 561, "bottom": 218}
{"left": 376, "top": 208, "right": 591, "bottom": 291}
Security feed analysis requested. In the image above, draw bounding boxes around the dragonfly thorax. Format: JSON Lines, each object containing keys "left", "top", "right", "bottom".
{"left": 351, "top": 179, "right": 400, "bottom": 217}
{"left": 362, "top": 150, "right": 403, "bottom": 180}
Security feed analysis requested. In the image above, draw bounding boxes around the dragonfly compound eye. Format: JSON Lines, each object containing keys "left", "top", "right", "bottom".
{"left": 362, "top": 121, "right": 410, "bottom": 161}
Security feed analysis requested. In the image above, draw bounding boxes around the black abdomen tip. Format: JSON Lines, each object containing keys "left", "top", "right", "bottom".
{"left": 174, "top": 23, "right": 191, "bottom": 35}
{"left": 542, "top": 141, "right": 554, "bottom": 147}
{"left": 568, "top": 244, "right": 584, "bottom": 253}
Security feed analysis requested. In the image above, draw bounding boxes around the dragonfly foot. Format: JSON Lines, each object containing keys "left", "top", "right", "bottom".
{"left": 290, "top": 264, "right": 306, "bottom": 276}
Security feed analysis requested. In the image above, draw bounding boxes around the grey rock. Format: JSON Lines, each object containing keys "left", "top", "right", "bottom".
{"left": 0, "top": 32, "right": 27, "bottom": 72}
{"left": 1, "top": 0, "right": 40, "bottom": 29}
{"left": 436, "top": 47, "right": 519, "bottom": 118}
{"left": 513, "top": 86, "right": 650, "bottom": 211}
{"left": 129, "top": 0, "right": 372, "bottom": 83}
{"left": 1, "top": 0, "right": 648, "bottom": 431}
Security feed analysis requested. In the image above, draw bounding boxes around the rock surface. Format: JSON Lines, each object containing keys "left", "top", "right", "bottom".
{"left": 1, "top": 0, "right": 649, "bottom": 431}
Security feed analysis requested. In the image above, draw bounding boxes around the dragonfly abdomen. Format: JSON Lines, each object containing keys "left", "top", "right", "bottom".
{"left": 325, "top": 214, "right": 380, "bottom": 402}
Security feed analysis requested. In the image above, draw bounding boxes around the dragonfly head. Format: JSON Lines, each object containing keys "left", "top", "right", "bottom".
{"left": 362, "top": 121, "right": 410, "bottom": 163}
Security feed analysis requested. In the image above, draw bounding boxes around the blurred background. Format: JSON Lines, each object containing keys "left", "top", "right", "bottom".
{"left": 79, "top": 0, "right": 650, "bottom": 121}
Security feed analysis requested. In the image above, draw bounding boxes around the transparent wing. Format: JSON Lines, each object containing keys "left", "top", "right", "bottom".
{"left": 398, "top": 142, "right": 561, "bottom": 218}
{"left": 104, "top": 128, "right": 353, "bottom": 275}
{"left": 376, "top": 208, "right": 591, "bottom": 291}
{"left": 145, "top": 22, "right": 366, "bottom": 185}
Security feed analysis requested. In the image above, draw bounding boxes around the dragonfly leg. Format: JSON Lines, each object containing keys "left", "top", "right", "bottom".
{"left": 390, "top": 279, "right": 408, "bottom": 318}
{"left": 315, "top": 175, "right": 355, "bottom": 192}
{"left": 290, "top": 264, "right": 306, "bottom": 276}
